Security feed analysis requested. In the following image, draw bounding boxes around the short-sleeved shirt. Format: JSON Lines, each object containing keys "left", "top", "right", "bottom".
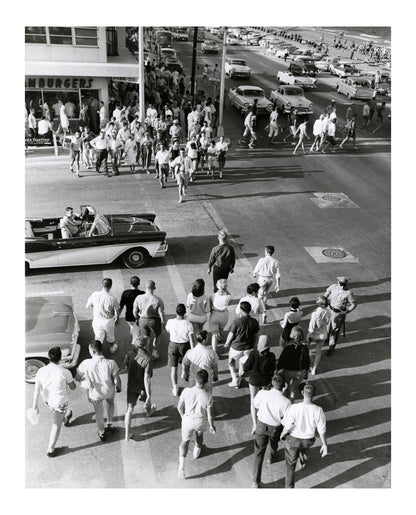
{"left": 134, "top": 293, "right": 164, "bottom": 319}
{"left": 77, "top": 355, "right": 119, "bottom": 401}
{"left": 124, "top": 348, "right": 152, "bottom": 394}
{"left": 253, "top": 255, "right": 280, "bottom": 278}
{"left": 86, "top": 290, "right": 119, "bottom": 320}
{"left": 254, "top": 388, "right": 291, "bottom": 426}
{"left": 166, "top": 318, "right": 194, "bottom": 343}
{"left": 283, "top": 402, "right": 326, "bottom": 439}
{"left": 119, "top": 288, "right": 145, "bottom": 322}
{"left": 35, "top": 363, "right": 73, "bottom": 410}
{"left": 179, "top": 386, "right": 213, "bottom": 419}
{"left": 229, "top": 315, "right": 259, "bottom": 351}
{"left": 236, "top": 295, "right": 265, "bottom": 320}
{"left": 182, "top": 344, "right": 219, "bottom": 384}
{"left": 325, "top": 284, "right": 355, "bottom": 311}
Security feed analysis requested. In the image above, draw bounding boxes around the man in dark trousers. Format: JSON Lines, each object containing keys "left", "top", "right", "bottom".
{"left": 207, "top": 230, "right": 236, "bottom": 292}
{"left": 118, "top": 276, "right": 145, "bottom": 346}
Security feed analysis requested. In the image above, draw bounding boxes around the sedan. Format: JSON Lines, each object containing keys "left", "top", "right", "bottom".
{"left": 201, "top": 40, "right": 219, "bottom": 53}
{"left": 25, "top": 295, "right": 80, "bottom": 383}
{"left": 270, "top": 85, "right": 313, "bottom": 115}
{"left": 228, "top": 85, "right": 274, "bottom": 115}
{"left": 336, "top": 77, "right": 376, "bottom": 100}
{"left": 25, "top": 205, "right": 168, "bottom": 271}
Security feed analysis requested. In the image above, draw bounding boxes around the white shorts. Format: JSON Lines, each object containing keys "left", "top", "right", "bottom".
{"left": 92, "top": 318, "right": 115, "bottom": 344}
{"left": 181, "top": 414, "right": 207, "bottom": 441}
{"left": 228, "top": 347, "right": 251, "bottom": 374}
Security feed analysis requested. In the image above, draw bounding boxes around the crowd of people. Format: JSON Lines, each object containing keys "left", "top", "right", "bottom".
{"left": 31, "top": 230, "right": 357, "bottom": 488}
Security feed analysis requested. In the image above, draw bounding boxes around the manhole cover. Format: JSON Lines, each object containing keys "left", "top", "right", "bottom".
{"left": 322, "top": 194, "right": 342, "bottom": 202}
{"left": 322, "top": 248, "right": 347, "bottom": 259}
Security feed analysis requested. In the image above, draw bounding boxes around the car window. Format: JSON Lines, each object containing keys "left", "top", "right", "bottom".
{"left": 285, "top": 88, "right": 302, "bottom": 96}
{"left": 90, "top": 215, "right": 111, "bottom": 237}
{"left": 231, "top": 60, "right": 246, "bottom": 66}
{"left": 243, "top": 90, "right": 264, "bottom": 97}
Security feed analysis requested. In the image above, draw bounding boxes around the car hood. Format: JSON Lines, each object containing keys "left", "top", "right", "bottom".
{"left": 110, "top": 215, "right": 158, "bottom": 235}
{"left": 280, "top": 96, "right": 311, "bottom": 107}
{"left": 230, "top": 65, "right": 250, "bottom": 71}
{"left": 26, "top": 296, "right": 75, "bottom": 351}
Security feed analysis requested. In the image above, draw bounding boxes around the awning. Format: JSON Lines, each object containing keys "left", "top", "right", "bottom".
{"left": 25, "top": 60, "right": 140, "bottom": 78}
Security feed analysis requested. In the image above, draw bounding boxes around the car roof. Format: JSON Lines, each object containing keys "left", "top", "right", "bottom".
{"left": 237, "top": 85, "right": 264, "bottom": 91}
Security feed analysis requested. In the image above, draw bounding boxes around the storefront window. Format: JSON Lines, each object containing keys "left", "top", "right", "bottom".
{"left": 49, "top": 27, "right": 72, "bottom": 45}
{"left": 25, "top": 27, "right": 98, "bottom": 46}
{"left": 25, "top": 26, "right": 47, "bottom": 44}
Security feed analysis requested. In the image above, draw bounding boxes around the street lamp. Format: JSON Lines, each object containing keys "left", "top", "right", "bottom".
{"left": 217, "top": 28, "right": 227, "bottom": 138}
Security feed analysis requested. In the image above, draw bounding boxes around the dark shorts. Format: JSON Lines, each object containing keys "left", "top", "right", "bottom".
{"left": 168, "top": 341, "right": 190, "bottom": 367}
{"left": 139, "top": 317, "right": 162, "bottom": 338}
{"left": 127, "top": 390, "right": 147, "bottom": 406}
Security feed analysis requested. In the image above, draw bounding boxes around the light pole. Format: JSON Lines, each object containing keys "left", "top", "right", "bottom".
{"left": 217, "top": 28, "right": 227, "bottom": 137}
{"left": 138, "top": 26, "right": 145, "bottom": 123}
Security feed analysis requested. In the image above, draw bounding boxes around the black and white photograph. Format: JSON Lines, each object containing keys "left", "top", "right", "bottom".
{"left": 14, "top": 0, "right": 405, "bottom": 506}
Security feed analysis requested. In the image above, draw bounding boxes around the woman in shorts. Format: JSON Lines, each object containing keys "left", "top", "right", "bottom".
{"left": 208, "top": 278, "right": 231, "bottom": 354}
{"left": 186, "top": 278, "right": 210, "bottom": 333}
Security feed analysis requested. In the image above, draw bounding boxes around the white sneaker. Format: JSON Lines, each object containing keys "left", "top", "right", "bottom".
{"left": 109, "top": 343, "right": 118, "bottom": 354}
{"left": 193, "top": 445, "right": 202, "bottom": 459}
{"left": 228, "top": 381, "right": 239, "bottom": 388}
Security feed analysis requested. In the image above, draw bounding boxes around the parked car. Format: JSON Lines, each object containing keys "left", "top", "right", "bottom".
{"left": 25, "top": 205, "right": 168, "bottom": 271}
{"left": 315, "top": 56, "right": 338, "bottom": 71}
{"left": 25, "top": 295, "right": 80, "bottom": 383}
{"left": 159, "top": 47, "right": 179, "bottom": 63}
{"left": 336, "top": 77, "right": 377, "bottom": 100}
{"left": 228, "top": 85, "right": 274, "bottom": 116}
{"left": 225, "top": 58, "right": 251, "bottom": 79}
{"left": 277, "top": 70, "right": 317, "bottom": 89}
{"left": 201, "top": 40, "right": 219, "bottom": 53}
{"left": 226, "top": 34, "right": 239, "bottom": 45}
{"left": 363, "top": 71, "right": 391, "bottom": 96}
{"left": 270, "top": 85, "right": 313, "bottom": 115}
{"left": 289, "top": 48, "right": 313, "bottom": 60}
{"left": 329, "top": 62, "right": 360, "bottom": 78}
{"left": 293, "top": 57, "right": 319, "bottom": 76}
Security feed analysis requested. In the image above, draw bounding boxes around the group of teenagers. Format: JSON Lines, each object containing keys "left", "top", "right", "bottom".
{"left": 31, "top": 234, "right": 356, "bottom": 487}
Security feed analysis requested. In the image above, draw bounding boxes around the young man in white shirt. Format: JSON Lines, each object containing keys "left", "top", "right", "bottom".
{"left": 76, "top": 340, "right": 121, "bottom": 441}
{"left": 252, "top": 374, "right": 291, "bottom": 487}
{"left": 182, "top": 330, "right": 219, "bottom": 389}
{"left": 86, "top": 278, "right": 120, "bottom": 354}
{"left": 32, "top": 347, "right": 76, "bottom": 457}
{"left": 177, "top": 369, "right": 216, "bottom": 478}
{"left": 166, "top": 304, "right": 196, "bottom": 396}
{"left": 37, "top": 116, "right": 52, "bottom": 138}
{"left": 280, "top": 383, "right": 328, "bottom": 488}
{"left": 253, "top": 245, "right": 280, "bottom": 320}
{"left": 155, "top": 142, "right": 171, "bottom": 188}
{"left": 268, "top": 106, "right": 279, "bottom": 143}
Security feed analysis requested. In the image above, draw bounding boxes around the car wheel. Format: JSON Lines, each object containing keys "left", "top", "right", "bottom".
{"left": 122, "top": 247, "right": 149, "bottom": 269}
{"left": 25, "top": 358, "right": 47, "bottom": 383}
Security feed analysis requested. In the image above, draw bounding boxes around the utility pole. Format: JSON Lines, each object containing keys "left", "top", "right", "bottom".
{"left": 138, "top": 26, "right": 145, "bottom": 123}
{"left": 217, "top": 28, "right": 227, "bottom": 137}
{"left": 190, "top": 27, "right": 198, "bottom": 102}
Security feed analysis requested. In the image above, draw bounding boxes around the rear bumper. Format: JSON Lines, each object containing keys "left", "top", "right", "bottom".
{"left": 153, "top": 243, "right": 168, "bottom": 258}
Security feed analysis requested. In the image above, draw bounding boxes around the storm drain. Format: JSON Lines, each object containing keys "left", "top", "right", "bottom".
{"left": 310, "top": 193, "right": 359, "bottom": 209}
{"left": 304, "top": 246, "right": 359, "bottom": 263}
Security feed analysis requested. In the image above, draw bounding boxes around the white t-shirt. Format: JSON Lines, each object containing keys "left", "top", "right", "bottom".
{"left": 283, "top": 402, "right": 326, "bottom": 439}
{"left": 182, "top": 344, "right": 219, "bottom": 384}
{"left": 155, "top": 149, "right": 170, "bottom": 164}
{"left": 77, "top": 355, "right": 119, "bottom": 401}
{"left": 254, "top": 388, "right": 291, "bottom": 426}
{"left": 236, "top": 295, "right": 265, "bottom": 320}
{"left": 35, "top": 363, "right": 73, "bottom": 410}
{"left": 178, "top": 386, "right": 213, "bottom": 418}
{"left": 166, "top": 318, "right": 194, "bottom": 343}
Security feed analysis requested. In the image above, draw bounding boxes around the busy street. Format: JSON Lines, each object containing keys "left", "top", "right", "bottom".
{"left": 25, "top": 25, "right": 391, "bottom": 489}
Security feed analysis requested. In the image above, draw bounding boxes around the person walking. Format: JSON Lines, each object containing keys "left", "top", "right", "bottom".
{"left": 202, "top": 64, "right": 209, "bottom": 83}
{"left": 124, "top": 133, "right": 138, "bottom": 173}
{"left": 282, "top": 108, "right": 297, "bottom": 144}
{"left": 69, "top": 130, "right": 84, "bottom": 177}
{"left": 293, "top": 119, "right": 310, "bottom": 154}
{"left": 31, "top": 346, "right": 76, "bottom": 457}
{"left": 253, "top": 245, "right": 280, "bottom": 321}
{"left": 91, "top": 129, "right": 109, "bottom": 176}
{"left": 323, "top": 276, "right": 356, "bottom": 355}
{"left": 76, "top": 340, "right": 121, "bottom": 441}
{"left": 59, "top": 103, "right": 70, "bottom": 136}
{"left": 251, "top": 374, "right": 291, "bottom": 487}
{"left": 307, "top": 296, "right": 331, "bottom": 375}
{"left": 267, "top": 105, "right": 279, "bottom": 144}
{"left": 172, "top": 147, "right": 190, "bottom": 203}
{"left": 310, "top": 115, "right": 324, "bottom": 152}
{"left": 276, "top": 326, "right": 310, "bottom": 402}
{"left": 372, "top": 101, "right": 386, "bottom": 134}
{"left": 321, "top": 118, "right": 337, "bottom": 153}
{"left": 182, "top": 330, "right": 219, "bottom": 390}
{"left": 208, "top": 278, "right": 231, "bottom": 354}
{"left": 86, "top": 278, "right": 120, "bottom": 354}
{"left": 140, "top": 132, "right": 153, "bottom": 174}
{"left": 108, "top": 131, "right": 123, "bottom": 176}
{"left": 177, "top": 370, "right": 216, "bottom": 479}
{"left": 224, "top": 301, "right": 260, "bottom": 388}
{"left": 81, "top": 127, "right": 94, "bottom": 169}
{"left": 118, "top": 276, "right": 145, "bottom": 346}
{"left": 340, "top": 114, "right": 358, "bottom": 149}
{"left": 215, "top": 136, "right": 229, "bottom": 179}
{"left": 206, "top": 140, "right": 217, "bottom": 179}
{"left": 243, "top": 334, "right": 276, "bottom": 434}
{"left": 280, "top": 383, "right": 328, "bottom": 488}
{"left": 155, "top": 142, "right": 170, "bottom": 188}
{"left": 186, "top": 279, "right": 210, "bottom": 334}
{"left": 207, "top": 230, "right": 236, "bottom": 292}
{"left": 279, "top": 297, "right": 303, "bottom": 347}
{"left": 133, "top": 280, "right": 166, "bottom": 360}
{"left": 123, "top": 335, "right": 155, "bottom": 441}
{"left": 236, "top": 283, "right": 266, "bottom": 324}
{"left": 27, "top": 108, "right": 37, "bottom": 138}
{"left": 361, "top": 102, "right": 371, "bottom": 130}
{"left": 166, "top": 304, "right": 196, "bottom": 397}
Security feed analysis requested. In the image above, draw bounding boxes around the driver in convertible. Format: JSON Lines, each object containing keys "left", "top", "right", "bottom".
{"left": 59, "top": 207, "right": 83, "bottom": 238}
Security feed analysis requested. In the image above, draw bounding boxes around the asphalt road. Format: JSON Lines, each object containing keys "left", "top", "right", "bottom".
{"left": 25, "top": 29, "right": 391, "bottom": 488}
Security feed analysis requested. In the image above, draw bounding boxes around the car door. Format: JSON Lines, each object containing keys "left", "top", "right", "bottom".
{"left": 56, "top": 234, "right": 109, "bottom": 267}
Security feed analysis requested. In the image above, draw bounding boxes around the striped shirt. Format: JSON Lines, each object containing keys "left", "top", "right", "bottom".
{"left": 86, "top": 290, "right": 119, "bottom": 320}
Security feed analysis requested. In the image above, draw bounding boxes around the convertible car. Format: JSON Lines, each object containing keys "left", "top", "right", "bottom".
{"left": 26, "top": 295, "right": 80, "bottom": 383}
{"left": 25, "top": 205, "right": 168, "bottom": 271}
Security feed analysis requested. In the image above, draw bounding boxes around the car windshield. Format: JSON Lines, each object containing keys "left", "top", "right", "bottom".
{"left": 284, "top": 88, "right": 303, "bottom": 96}
{"left": 243, "top": 90, "right": 264, "bottom": 97}
{"left": 353, "top": 80, "right": 370, "bottom": 87}
{"left": 231, "top": 60, "right": 246, "bottom": 66}
{"left": 303, "top": 60, "right": 315, "bottom": 65}
{"left": 162, "top": 49, "right": 175, "bottom": 55}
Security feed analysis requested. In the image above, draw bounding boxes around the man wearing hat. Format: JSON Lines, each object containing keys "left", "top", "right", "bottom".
{"left": 207, "top": 230, "right": 236, "bottom": 291}
{"left": 251, "top": 374, "right": 291, "bottom": 487}
{"left": 323, "top": 276, "right": 356, "bottom": 355}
